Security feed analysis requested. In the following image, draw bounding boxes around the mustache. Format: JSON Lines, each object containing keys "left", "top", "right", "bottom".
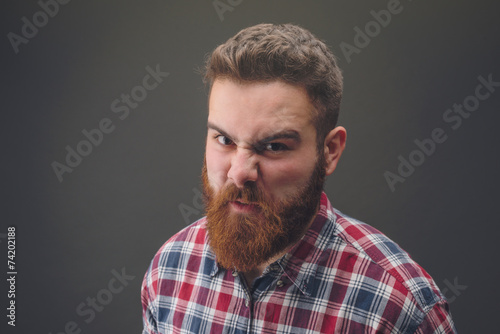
{"left": 221, "top": 183, "right": 265, "bottom": 204}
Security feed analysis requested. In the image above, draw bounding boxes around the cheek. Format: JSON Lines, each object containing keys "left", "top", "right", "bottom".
{"left": 261, "top": 158, "right": 315, "bottom": 194}
{"left": 205, "top": 145, "right": 230, "bottom": 189}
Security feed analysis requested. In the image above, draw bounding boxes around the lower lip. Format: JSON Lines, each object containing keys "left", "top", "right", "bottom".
{"left": 229, "top": 201, "right": 259, "bottom": 213}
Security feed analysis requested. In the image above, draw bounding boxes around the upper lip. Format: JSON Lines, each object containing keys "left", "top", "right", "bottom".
{"left": 233, "top": 200, "right": 256, "bottom": 205}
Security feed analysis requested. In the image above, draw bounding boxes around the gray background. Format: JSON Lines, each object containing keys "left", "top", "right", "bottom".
{"left": 2, "top": 0, "right": 499, "bottom": 333}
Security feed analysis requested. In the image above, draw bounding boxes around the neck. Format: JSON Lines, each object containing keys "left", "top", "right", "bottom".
{"left": 242, "top": 251, "right": 286, "bottom": 287}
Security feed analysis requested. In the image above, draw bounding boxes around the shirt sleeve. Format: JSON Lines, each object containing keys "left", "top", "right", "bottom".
{"left": 415, "top": 300, "right": 457, "bottom": 334}
{"left": 141, "top": 264, "right": 159, "bottom": 334}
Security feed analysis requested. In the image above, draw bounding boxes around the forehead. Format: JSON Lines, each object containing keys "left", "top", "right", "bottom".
{"left": 208, "top": 79, "right": 316, "bottom": 141}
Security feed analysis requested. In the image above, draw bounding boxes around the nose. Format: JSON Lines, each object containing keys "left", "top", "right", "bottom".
{"left": 227, "top": 148, "right": 258, "bottom": 188}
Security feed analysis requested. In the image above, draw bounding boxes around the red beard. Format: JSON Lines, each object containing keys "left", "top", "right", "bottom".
{"left": 202, "top": 154, "right": 326, "bottom": 272}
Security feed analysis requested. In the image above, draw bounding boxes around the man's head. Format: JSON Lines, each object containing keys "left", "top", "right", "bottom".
{"left": 201, "top": 24, "right": 346, "bottom": 272}
{"left": 204, "top": 23, "right": 343, "bottom": 148}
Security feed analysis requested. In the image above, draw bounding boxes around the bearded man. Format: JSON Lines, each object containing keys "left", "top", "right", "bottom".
{"left": 142, "top": 23, "right": 456, "bottom": 333}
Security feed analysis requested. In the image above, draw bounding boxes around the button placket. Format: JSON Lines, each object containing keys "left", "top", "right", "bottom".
{"left": 233, "top": 269, "right": 252, "bottom": 309}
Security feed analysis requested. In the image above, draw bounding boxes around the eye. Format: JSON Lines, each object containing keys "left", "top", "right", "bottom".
{"left": 264, "top": 143, "right": 288, "bottom": 152}
{"left": 216, "top": 135, "right": 233, "bottom": 146}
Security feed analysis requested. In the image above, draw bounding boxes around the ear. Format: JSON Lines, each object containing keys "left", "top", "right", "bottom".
{"left": 323, "top": 126, "right": 346, "bottom": 176}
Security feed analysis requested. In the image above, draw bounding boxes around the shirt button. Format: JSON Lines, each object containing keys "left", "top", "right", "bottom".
{"left": 245, "top": 299, "right": 249, "bottom": 307}
{"left": 232, "top": 270, "right": 238, "bottom": 277}
{"left": 277, "top": 280, "right": 285, "bottom": 288}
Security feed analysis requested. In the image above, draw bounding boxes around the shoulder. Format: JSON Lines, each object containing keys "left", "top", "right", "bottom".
{"left": 160, "top": 217, "right": 208, "bottom": 249}
{"left": 141, "top": 218, "right": 212, "bottom": 331}
{"left": 142, "top": 217, "right": 212, "bottom": 299}
{"left": 332, "top": 209, "right": 445, "bottom": 312}
{"left": 150, "top": 217, "right": 210, "bottom": 270}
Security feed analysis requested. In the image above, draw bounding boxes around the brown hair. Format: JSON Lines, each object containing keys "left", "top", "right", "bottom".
{"left": 203, "top": 23, "right": 343, "bottom": 146}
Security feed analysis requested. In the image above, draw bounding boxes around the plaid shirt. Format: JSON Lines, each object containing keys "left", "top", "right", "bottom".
{"left": 142, "top": 193, "right": 456, "bottom": 333}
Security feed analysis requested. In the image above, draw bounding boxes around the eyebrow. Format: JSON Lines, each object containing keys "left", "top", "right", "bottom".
{"left": 207, "top": 121, "right": 302, "bottom": 146}
{"left": 257, "top": 130, "right": 301, "bottom": 144}
{"left": 207, "top": 122, "right": 232, "bottom": 140}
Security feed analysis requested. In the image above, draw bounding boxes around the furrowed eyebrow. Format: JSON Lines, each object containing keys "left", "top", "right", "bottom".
{"left": 207, "top": 122, "right": 232, "bottom": 140}
{"left": 257, "top": 130, "right": 301, "bottom": 144}
{"left": 207, "top": 121, "right": 301, "bottom": 147}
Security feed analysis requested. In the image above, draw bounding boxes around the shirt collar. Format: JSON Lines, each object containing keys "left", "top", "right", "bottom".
{"left": 277, "top": 192, "right": 337, "bottom": 296}
{"left": 209, "top": 248, "right": 221, "bottom": 278}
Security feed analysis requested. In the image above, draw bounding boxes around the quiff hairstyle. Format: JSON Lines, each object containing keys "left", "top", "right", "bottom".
{"left": 203, "top": 23, "right": 343, "bottom": 147}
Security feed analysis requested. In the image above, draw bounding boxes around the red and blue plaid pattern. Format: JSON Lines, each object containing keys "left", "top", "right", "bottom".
{"left": 142, "top": 193, "right": 456, "bottom": 333}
